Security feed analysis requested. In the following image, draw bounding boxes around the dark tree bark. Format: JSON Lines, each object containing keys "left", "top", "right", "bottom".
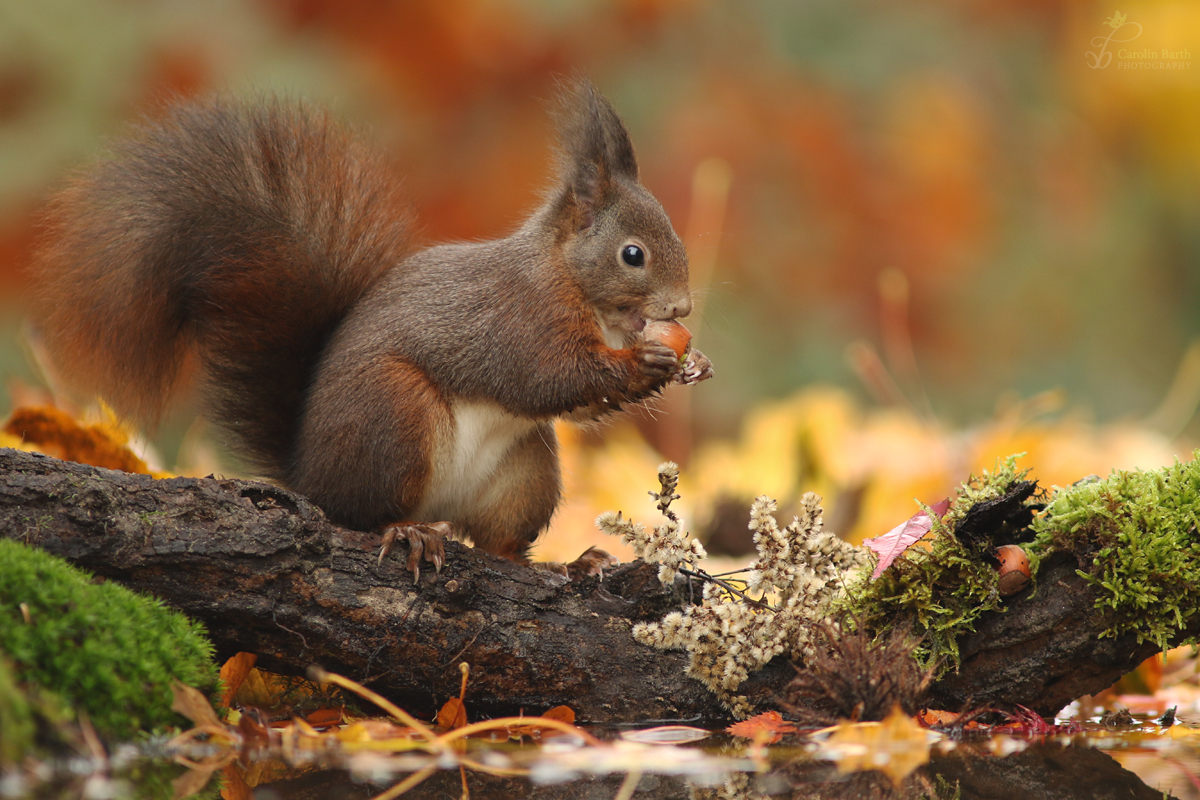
{"left": 0, "top": 448, "right": 730, "bottom": 723}
{"left": 925, "top": 549, "right": 1187, "bottom": 716}
{"left": 0, "top": 447, "right": 1185, "bottom": 723}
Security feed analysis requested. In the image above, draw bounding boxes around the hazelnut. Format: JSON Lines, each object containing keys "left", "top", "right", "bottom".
{"left": 996, "top": 544, "right": 1031, "bottom": 597}
{"left": 644, "top": 320, "right": 692, "bottom": 359}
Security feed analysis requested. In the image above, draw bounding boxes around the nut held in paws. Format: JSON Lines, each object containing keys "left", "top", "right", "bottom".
{"left": 644, "top": 320, "right": 692, "bottom": 359}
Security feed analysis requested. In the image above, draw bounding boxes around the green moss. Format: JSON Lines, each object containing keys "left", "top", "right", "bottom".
{"left": 843, "top": 456, "right": 1032, "bottom": 670}
{"left": 844, "top": 452, "right": 1200, "bottom": 673}
{"left": 1028, "top": 453, "right": 1200, "bottom": 649}
{"left": 0, "top": 539, "right": 218, "bottom": 741}
{"left": 0, "top": 655, "right": 34, "bottom": 764}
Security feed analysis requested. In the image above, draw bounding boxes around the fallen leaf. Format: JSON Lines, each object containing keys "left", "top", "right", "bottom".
{"left": 171, "top": 680, "right": 222, "bottom": 728}
{"left": 171, "top": 764, "right": 217, "bottom": 800}
{"left": 916, "top": 709, "right": 960, "bottom": 727}
{"left": 304, "top": 707, "right": 345, "bottom": 729}
{"left": 437, "top": 697, "right": 468, "bottom": 730}
{"left": 818, "top": 706, "right": 934, "bottom": 786}
{"left": 621, "top": 725, "right": 711, "bottom": 745}
{"left": 218, "top": 764, "right": 253, "bottom": 800}
{"left": 219, "top": 652, "right": 258, "bottom": 708}
{"left": 542, "top": 705, "right": 576, "bottom": 724}
{"left": 335, "top": 719, "right": 425, "bottom": 745}
{"left": 508, "top": 706, "right": 580, "bottom": 739}
{"left": 2, "top": 405, "right": 155, "bottom": 475}
{"left": 236, "top": 707, "right": 272, "bottom": 752}
{"left": 726, "top": 710, "right": 797, "bottom": 743}
{"left": 863, "top": 499, "right": 950, "bottom": 579}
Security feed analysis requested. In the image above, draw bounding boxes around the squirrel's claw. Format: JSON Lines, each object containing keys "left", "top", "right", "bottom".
{"left": 379, "top": 521, "right": 451, "bottom": 581}
{"left": 674, "top": 347, "right": 713, "bottom": 385}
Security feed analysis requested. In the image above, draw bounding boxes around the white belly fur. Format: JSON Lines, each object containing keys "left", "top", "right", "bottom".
{"left": 413, "top": 399, "right": 538, "bottom": 522}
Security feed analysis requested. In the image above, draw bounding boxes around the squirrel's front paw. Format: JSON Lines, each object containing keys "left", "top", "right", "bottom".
{"left": 673, "top": 347, "right": 713, "bottom": 385}
{"left": 634, "top": 341, "right": 681, "bottom": 381}
{"left": 379, "top": 521, "right": 451, "bottom": 581}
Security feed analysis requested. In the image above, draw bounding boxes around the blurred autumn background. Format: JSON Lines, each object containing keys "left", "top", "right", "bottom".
{"left": 1, "top": 0, "right": 1199, "bottom": 562}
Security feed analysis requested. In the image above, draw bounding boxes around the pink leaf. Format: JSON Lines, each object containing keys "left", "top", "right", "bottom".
{"left": 863, "top": 499, "right": 950, "bottom": 579}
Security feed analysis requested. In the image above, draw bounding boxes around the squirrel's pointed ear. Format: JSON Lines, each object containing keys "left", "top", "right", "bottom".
{"left": 553, "top": 79, "right": 640, "bottom": 230}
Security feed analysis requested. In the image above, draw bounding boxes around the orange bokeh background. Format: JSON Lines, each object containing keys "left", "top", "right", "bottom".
{"left": 2, "top": 0, "right": 1199, "bottom": 557}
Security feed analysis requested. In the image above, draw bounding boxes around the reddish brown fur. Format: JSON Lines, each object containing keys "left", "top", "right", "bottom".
{"left": 32, "top": 83, "right": 693, "bottom": 560}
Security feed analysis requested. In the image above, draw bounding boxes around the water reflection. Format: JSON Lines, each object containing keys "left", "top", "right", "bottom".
{"left": 211, "top": 743, "right": 1189, "bottom": 799}
{"left": 766, "top": 745, "right": 1181, "bottom": 800}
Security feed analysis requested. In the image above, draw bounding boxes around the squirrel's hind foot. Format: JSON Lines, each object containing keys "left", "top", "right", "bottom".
{"left": 379, "top": 521, "right": 451, "bottom": 581}
{"left": 529, "top": 546, "right": 621, "bottom": 581}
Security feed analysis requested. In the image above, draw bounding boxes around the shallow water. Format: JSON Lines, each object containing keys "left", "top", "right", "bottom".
{"left": 6, "top": 712, "right": 1200, "bottom": 800}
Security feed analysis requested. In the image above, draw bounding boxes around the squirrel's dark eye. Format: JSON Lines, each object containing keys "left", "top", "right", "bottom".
{"left": 620, "top": 244, "right": 646, "bottom": 268}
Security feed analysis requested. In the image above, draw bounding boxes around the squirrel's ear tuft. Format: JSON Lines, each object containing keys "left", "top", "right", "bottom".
{"left": 552, "top": 78, "right": 639, "bottom": 230}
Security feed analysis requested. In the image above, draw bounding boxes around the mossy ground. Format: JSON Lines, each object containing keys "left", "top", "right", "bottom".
{"left": 842, "top": 458, "right": 1031, "bottom": 670}
{"left": 0, "top": 539, "right": 218, "bottom": 760}
{"left": 1028, "top": 454, "right": 1200, "bottom": 649}
{"left": 844, "top": 452, "right": 1200, "bottom": 673}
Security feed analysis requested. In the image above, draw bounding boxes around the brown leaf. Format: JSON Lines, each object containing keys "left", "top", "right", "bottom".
{"left": 507, "top": 706, "right": 581, "bottom": 739}
{"left": 236, "top": 707, "right": 272, "bottom": 751}
{"left": 219, "top": 652, "right": 258, "bottom": 708}
{"left": 437, "top": 697, "right": 468, "bottom": 730}
{"left": 171, "top": 680, "right": 222, "bottom": 728}
{"left": 726, "top": 710, "right": 797, "bottom": 743}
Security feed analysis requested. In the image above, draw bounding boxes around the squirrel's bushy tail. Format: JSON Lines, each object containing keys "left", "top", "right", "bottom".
{"left": 33, "top": 98, "right": 414, "bottom": 476}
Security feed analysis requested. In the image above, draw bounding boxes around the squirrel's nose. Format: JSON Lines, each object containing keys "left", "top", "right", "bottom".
{"left": 667, "top": 295, "right": 692, "bottom": 319}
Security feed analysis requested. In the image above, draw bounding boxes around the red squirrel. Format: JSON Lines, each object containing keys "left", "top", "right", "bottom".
{"left": 31, "top": 81, "right": 712, "bottom": 578}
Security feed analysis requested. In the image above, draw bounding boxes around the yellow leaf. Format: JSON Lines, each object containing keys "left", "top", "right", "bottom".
{"left": 820, "top": 706, "right": 933, "bottom": 786}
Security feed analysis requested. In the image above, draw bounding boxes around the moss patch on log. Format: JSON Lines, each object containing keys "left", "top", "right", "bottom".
{"left": 0, "top": 538, "right": 217, "bottom": 755}
{"left": 842, "top": 457, "right": 1035, "bottom": 670}
{"left": 1028, "top": 453, "right": 1200, "bottom": 649}
{"left": 847, "top": 452, "right": 1200, "bottom": 676}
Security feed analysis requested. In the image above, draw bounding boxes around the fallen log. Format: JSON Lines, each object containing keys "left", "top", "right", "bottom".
{"left": 0, "top": 447, "right": 759, "bottom": 723}
{"left": 0, "top": 447, "right": 1184, "bottom": 722}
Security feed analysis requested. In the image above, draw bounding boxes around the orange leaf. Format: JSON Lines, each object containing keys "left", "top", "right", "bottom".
{"left": 2, "top": 405, "right": 153, "bottom": 475}
{"left": 507, "top": 706, "right": 580, "bottom": 739}
{"left": 726, "top": 710, "right": 797, "bottom": 743}
{"left": 916, "top": 709, "right": 959, "bottom": 727}
{"left": 437, "top": 697, "right": 468, "bottom": 730}
{"left": 541, "top": 705, "right": 575, "bottom": 724}
{"left": 304, "top": 707, "right": 345, "bottom": 729}
{"left": 219, "top": 763, "right": 253, "bottom": 800}
{"left": 219, "top": 652, "right": 258, "bottom": 708}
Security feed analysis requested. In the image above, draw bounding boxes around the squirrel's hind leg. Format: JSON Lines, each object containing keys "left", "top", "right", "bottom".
{"left": 464, "top": 424, "right": 621, "bottom": 580}
{"left": 456, "top": 420, "right": 562, "bottom": 560}
{"left": 293, "top": 353, "right": 447, "bottom": 528}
